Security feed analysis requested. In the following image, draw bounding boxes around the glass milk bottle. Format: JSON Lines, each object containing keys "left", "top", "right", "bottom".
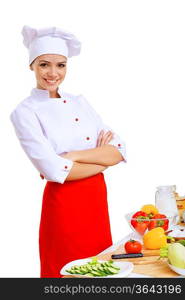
{"left": 155, "top": 185, "right": 178, "bottom": 217}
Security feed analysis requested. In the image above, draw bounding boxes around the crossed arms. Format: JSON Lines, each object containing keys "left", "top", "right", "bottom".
{"left": 40, "top": 130, "right": 125, "bottom": 181}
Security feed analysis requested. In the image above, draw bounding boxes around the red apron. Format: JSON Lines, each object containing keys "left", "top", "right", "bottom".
{"left": 39, "top": 172, "right": 113, "bottom": 277}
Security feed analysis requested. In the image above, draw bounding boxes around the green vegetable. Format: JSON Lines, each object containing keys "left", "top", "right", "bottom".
{"left": 159, "top": 245, "right": 169, "bottom": 258}
{"left": 166, "top": 236, "right": 175, "bottom": 243}
{"left": 90, "top": 257, "right": 98, "bottom": 265}
{"left": 168, "top": 243, "right": 185, "bottom": 269}
{"left": 65, "top": 257, "right": 120, "bottom": 277}
{"left": 177, "top": 240, "right": 185, "bottom": 247}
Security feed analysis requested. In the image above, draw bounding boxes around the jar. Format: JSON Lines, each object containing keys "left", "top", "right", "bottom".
{"left": 155, "top": 185, "right": 178, "bottom": 217}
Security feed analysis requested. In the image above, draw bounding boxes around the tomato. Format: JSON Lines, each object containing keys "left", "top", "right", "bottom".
{"left": 133, "top": 222, "right": 149, "bottom": 235}
{"left": 148, "top": 213, "right": 169, "bottom": 231}
{"left": 124, "top": 240, "right": 142, "bottom": 254}
{"left": 131, "top": 211, "right": 150, "bottom": 235}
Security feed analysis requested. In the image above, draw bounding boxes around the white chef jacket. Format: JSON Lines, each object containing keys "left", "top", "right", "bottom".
{"left": 10, "top": 88, "right": 126, "bottom": 184}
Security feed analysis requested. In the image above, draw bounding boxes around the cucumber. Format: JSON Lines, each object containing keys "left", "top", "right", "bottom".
{"left": 79, "top": 270, "right": 87, "bottom": 275}
{"left": 101, "top": 262, "right": 107, "bottom": 267}
{"left": 66, "top": 258, "right": 120, "bottom": 276}
{"left": 91, "top": 270, "right": 102, "bottom": 276}
{"left": 86, "top": 265, "right": 92, "bottom": 271}
{"left": 65, "top": 269, "right": 73, "bottom": 274}
{"left": 107, "top": 267, "right": 119, "bottom": 274}
{"left": 96, "top": 272, "right": 107, "bottom": 277}
{"left": 73, "top": 265, "right": 79, "bottom": 269}
{"left": 97, "top": 266, "right": 105, "bottom": 272}
{"left": 109, "top": 265, "right": 120, "bottom": 271}
{"left": 92, "top": 266, "right": 99, "bottom": 271}
{"left": 103, "top": 267, "right": 111, "bottom": 275}
{"left": 102, "top": 262, "right": 110, "bottom": 267}
{"left": 99, "top": 271, "right": 109, "bottom": 276}
{"left": 73, "top": 270, "right": 81, "bottom": 274}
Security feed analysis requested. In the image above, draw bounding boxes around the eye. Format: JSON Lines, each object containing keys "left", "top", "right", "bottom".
{"left": 58, "top": 63, "right": 66, "bottom": 68}
{"left": 40, "top": 63, "right": 47, "bottom": 67}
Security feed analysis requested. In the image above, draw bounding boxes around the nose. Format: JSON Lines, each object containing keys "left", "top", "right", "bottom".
{"left": 47, "top": 66, "right": 58, "bottom": 78}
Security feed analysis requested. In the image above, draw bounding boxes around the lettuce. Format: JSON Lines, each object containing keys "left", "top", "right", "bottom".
{"left": 168, "top": 243, "right": 185, "bottom": 269}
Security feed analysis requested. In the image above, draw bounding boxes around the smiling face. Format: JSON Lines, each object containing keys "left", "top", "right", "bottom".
{"left": 30, "top": 54, "right": 67, "bottom": 97}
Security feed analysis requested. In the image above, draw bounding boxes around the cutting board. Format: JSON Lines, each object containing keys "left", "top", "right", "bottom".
{"left": 63, "top": 244, "right": 178, "bottom": 278}
{"left": 96, "top": 244, "right": 178, "bottom": 278}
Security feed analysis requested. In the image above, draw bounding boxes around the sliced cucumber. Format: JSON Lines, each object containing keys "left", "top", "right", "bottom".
{"left": 112, "top": 266, "right": 120, "bottom": 271}
{"left": 91, "top": 270, "right": 102, "bottom": 276}
{"left": 102, "top": 266, "right": 111, "bottom": 274}
{"left": 107, "top": 266, "right": 119, "bottom": 274}
{"left": 65, "top": 257, "right": 120, "bottom": 277}
{"left": 97, "top": 266, "right": 105, "bottom": 272}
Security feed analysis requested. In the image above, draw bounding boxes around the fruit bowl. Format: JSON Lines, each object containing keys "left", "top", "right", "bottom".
{"left": 125, "top": 212, "right": 178, "bottom": 236}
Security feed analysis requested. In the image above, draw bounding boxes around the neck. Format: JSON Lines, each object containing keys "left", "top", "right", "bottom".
{"left": 49, "top": 90, "right": 61, "bottom": 98}
{"left": 36, "top": 84, "right": 61, "bottom": 98}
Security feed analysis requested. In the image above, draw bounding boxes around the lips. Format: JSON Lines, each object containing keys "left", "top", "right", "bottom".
{"left": 44, "top": 79, "right": 59, "bottom": 84}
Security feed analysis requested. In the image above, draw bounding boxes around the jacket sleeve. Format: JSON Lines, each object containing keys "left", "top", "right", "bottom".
{"left": 79, "top": 95, "right": 127, "bottom": 163}
{"left": 10, "top": 104, "right": 73, "bottom": 183}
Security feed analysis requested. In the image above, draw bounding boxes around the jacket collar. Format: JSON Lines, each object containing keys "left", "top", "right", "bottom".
{"left": 30, "top": 87, "right": 63, "bottom": 99}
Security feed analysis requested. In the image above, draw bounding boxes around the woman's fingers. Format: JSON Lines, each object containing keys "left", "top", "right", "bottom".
{"left": 96, "top": 130, "right": 104, "bottom": 147}
{"left": 40, "top": 173, "right": 44, "bottom": 180}
{"left": 104, "top": 132, "right": 114, "bottom": 144}
{"left": 101, "top": 131, "right": 113, "bottom": 145}
{"left": 97, "top": 131, "right": 114, "bottom": 146}
{"left": 97, "top": 130, "right": 114, "bottom": 147}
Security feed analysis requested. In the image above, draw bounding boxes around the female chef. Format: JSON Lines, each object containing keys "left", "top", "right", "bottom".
{"left": 10, "top": 25, "right": 126, "bottom": 278}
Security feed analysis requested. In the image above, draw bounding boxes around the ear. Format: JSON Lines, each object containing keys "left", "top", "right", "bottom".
{"left": 29, "top": 64, "right": 33, "bottom": 71}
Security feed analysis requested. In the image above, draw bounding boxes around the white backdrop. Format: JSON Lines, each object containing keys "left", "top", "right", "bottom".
{"left": 1, "top": 0, "right": 185, "bottom": 277}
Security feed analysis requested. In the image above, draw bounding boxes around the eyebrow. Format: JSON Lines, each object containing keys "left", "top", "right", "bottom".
{"left": 39, "top": 60, "right": 67, "bottom": 63}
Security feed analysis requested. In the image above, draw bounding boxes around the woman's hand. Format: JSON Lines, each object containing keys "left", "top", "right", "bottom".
{"left": 40, "top": 173, "right": 44, "bottom": 180}
{"left": 96, "top": 130, "right": 114, "bottom": 147}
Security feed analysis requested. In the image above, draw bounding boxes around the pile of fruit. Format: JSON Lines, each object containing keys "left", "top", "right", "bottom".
{"left": 131, "top": 204, "right": 169, "bottom": 235}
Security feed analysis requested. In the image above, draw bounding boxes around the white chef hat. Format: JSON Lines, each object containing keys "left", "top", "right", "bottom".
{"left": 21, "top": 25, "right": 81, "bottom": 65}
